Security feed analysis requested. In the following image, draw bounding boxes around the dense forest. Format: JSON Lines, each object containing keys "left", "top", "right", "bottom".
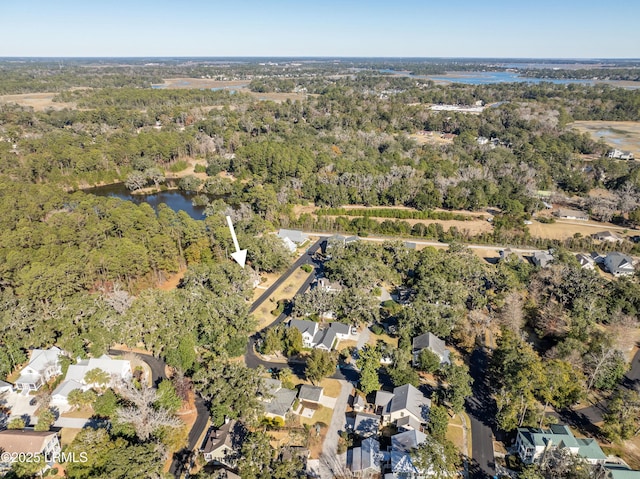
{"left": 1, "top": 59, "right": 640, "bottom": 478}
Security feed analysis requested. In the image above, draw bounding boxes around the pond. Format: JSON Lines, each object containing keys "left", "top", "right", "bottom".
{"left": 85, "top": 183, "right": 207, "bottom": 219}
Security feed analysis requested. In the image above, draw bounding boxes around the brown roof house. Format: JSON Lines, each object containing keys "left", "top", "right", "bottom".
{"left": 0, "top": 430, "right": 61, "bottom": 473}
{"left": 200, "top": 419, "right": 245, "bottom": 468}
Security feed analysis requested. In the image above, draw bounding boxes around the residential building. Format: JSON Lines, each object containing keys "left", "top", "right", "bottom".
{"left": 315, "top": 277, "right": 343, "bottom": 293}
{"left": 592, "top": 231, "right": 623, "bottom": 243}
{"left": 387, "top": 429, "right": 428, "bottom": 478}
{"left": 260, "top": 378, "right": 297, "bottom": 421}
{"left": 412, "top": 332, "right": 450, "bottom": 367}
{"left": 200, "top": 420, "right": 245, "bottom": 467}
{"left": 608, "top": 149, "right": 635, "bottom": 160}
{"left": 532, "top": 250, "right": 554, "bottom": 268}
{"left": 289, "top": 319, "right": 319, "bottom": 348}
{"left": 0, "top": 430, "right": 61, "bottom": 472}
{"left": 375, "top": 384, "right": 431, "bottom": 426}
{"left": 323, "top": 234, "right": 359, "bottom": 253}
{"left": 353, "top": 412, "right": 380, "bottom": 438}
{"left": 403, "top": 241, "right": 417, "bottom": 250}
{"left": 604, "top": 252, "right": 635, "bottom": 277}
{"left": 51, "top": 355, "right": 131, "bottom": 411}
{"left": 288, "top": 320, "right": 346, "bottom": 351}
{"left": 0, "top": 380, "right": 12, "bottom": 394}
{"left": 353, "top": 394, "right": 366, "bottom": 413}
{"left": 14, "top": 347, "right": 63, "bottom": 391}
{"left": 329, "top": 322, "right": 351, "bottom": 341}
{"left": 555, "top": 208, "right": 589, "bottom": 221}
{"left": 298, "top": 385, "right": 324, "bottom": 405}
{"left": 515, "top": 424, "right": 607, "bottom": 465}
{"left": 277, "top": 229, "right": 309, "bottom": 246}
{"left": 349, "top": 437, "right": 383, "bottom": 476}
{"left": 279, "top": 236, "right": 297, "bottom": 253}
{"left": 500, "top": 248, "right": 520, "bottom": 262}
{"left": 602, "top": 464, "right": 640, "bottom": 479}
{"left": 576, "top": 253, "right": 595, "bottom": 270}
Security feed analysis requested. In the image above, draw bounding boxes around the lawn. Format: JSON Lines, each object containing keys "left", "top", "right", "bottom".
{"left": 319, "top": 378, "right": 342, "bottom": 398}
{"left": 251, "top": 267, "right": 315, "bottom": 331}
{"left": 368, "top": 332, "right": 399, "bottom": 348}
{"left": 60, "top": 427, "right": 82, "bottom": 446}
{"left": 300, "top": 405, "right": 333, "bottom": 429}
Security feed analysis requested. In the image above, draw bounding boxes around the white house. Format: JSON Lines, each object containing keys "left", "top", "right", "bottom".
{"left": 51, "top": 355, "right": 131, "bottom": 411}
{"left": 375, "top": 384, "right": 431, "bottom": 427}
{"left": 0, "top": 380, "right": 12, "bottom": 394}
{"left": 14, "top": 347, "right": 63, "bottom": 392}
{"left": 604, "top": 252, "right": 635, "bottom": 277}
{"left": 288, "top": 320, "right": 347, "bottom": 351}
{"left": 288, "top": 319, "right": 319, "bottom": 348}
{"left": 0, "top": 430, "right": 61, "bottom": 472}
{"left": 277, "top": 229, "right": 309, "bottom": 246}
{"left": 280, "top": 236, "right": 297, "bottom": 253}
{"left": 555, "top": 208, "right": 589, "bottom": 221}
{"left": 576, "top": 253, "right": 595, "bottom": 270}
{"left": 515, "top": 425, "right": 606, "bottom": 465}
{"left": 608, "top": 149, "right": 635, "bottom": 160}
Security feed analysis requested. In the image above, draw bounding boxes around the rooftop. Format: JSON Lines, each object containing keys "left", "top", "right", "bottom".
{"left": 0, "top": 430, "right": 57, "bottom": 454}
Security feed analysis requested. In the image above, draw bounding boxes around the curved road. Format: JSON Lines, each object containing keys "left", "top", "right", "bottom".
{"left": 109, "top": 349, "right": 208, "bottom": 478}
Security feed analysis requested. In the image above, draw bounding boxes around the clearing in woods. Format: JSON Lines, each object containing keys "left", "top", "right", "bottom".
{"left": 570, "top": 120, "right": 640, "bottom": 157}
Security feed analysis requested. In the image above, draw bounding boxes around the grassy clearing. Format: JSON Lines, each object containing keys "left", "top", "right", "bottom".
{"left": 368, "top": 332, "right": 399, "bottom": 348}
{"left": 319, "top": 378, "right": 342, "bottom": 398}
{"left": 251, "top": 267, "right": 314, "bottom": 330}
{"left": 570, "top": 120, "right": 640, "bottom": 156}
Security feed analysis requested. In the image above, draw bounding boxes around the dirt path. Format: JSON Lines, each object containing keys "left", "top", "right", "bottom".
{"left": 158, "top": 268, "right": 186, "bottom": 291}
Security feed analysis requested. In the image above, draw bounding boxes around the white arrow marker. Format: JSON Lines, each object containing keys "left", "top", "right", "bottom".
{"left": 226, "top": 215, "right": 247, "bottom": 268}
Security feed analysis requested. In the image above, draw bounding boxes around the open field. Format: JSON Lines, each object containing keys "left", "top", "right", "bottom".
{"left": 570, "top": 121, "right": 640, "bottom": 157}
{"left": 153, "top": 78, "right": 309, "bottom": 102}
{"left": 251, "top": 267, "right": 315, "bottom": 330}
{"left": 0, "top": 92, "right": 75, "bottom": 111}
{"left": 529, "top": 218, "right": 640, "bottom": 240}
{"left": 407, "top": 131, "right": 454, "bottom": 146}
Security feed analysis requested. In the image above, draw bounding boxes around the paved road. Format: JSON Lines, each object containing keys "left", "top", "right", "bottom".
{"left": 249, "top": 239, "right": 323, "bottom": 314}
{"left": 109, "top": 349, "right": 209, "bottom": 478}
{"left": 466, "top": 348, "right": 495, "bottom": 479}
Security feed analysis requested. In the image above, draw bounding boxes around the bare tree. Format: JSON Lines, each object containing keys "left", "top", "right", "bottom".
{"left": 498, "top": 291, "right": 524, "bottom": 334}
{"left": 115, "top": 382, "right": 183, "bottom": 441}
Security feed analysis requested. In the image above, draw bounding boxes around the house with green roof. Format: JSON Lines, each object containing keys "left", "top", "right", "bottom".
{"left": 515, "top": 424, "right": 606, "bottom": 465}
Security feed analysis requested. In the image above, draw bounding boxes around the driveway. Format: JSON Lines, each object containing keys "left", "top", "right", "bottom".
{"left": 4, "top": 391, "right": 38, "bottom": 424}
{"left": 315, "top": 380, "right": 351, "bottom": 479}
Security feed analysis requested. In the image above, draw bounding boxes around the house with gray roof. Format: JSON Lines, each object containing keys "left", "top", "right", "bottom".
{"left": 329, "top": 322, "right": 351, "bottom": 340}
{"left": 388, "top": 429, "right": 428, "bottom": 477}
{"left": 259, "top": 379, "right": 297, "bottom": 421}
{"left": 323, "top": 234, "right": 359, "bottom": 253}
{"left": 604, "top": 252, "right": 635, "bottom": 277}
{"left": 515, "top": 424, "right": 607, "bottom": 465}
{"left": 375, "top": 384, "right": 431, "bottom": 426}
{"left": 353, "top": 412, "right": 380, "bottom": 438}
{"left": 313, "top": 327, "right": 337, "bottom": 351}
{"left": 0, "top": 380, "right": 12, "bottom": 394}
{"left": 349, "top": 437, "right": 383, "bottom": 476}
{"left": 532, "top": 250, "right": 554, "bottom": 268}
{"left": 288, "top": 319, "right": 319, "bottom": 348}
{"left": 555, "top": 208, "right": 589, "bottom": 221}
{"left": 593, "top": 231, "right": 623, "bottom": 243}
{"left": 200, "top": 420, "right": 245, "bottom": 467}
{"left": 412, "top": 332, "right": 450, "bottom": 367}
{"left": 315, "top": 277, "right": 343, "bottom": 293}
{"left": 277, "top": 229, "right": 309, "bottom": 246}
{"left": 298, "top": 385, "right": 324, "bottom": 404}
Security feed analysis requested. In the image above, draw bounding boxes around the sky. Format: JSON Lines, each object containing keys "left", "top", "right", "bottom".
{"left": 1, "top": 0, "right": 638, "bottom": 58}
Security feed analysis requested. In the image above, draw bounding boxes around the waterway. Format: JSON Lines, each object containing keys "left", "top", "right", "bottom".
{"left": 85, "top": 183, "right": 207, "bottom": 219}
